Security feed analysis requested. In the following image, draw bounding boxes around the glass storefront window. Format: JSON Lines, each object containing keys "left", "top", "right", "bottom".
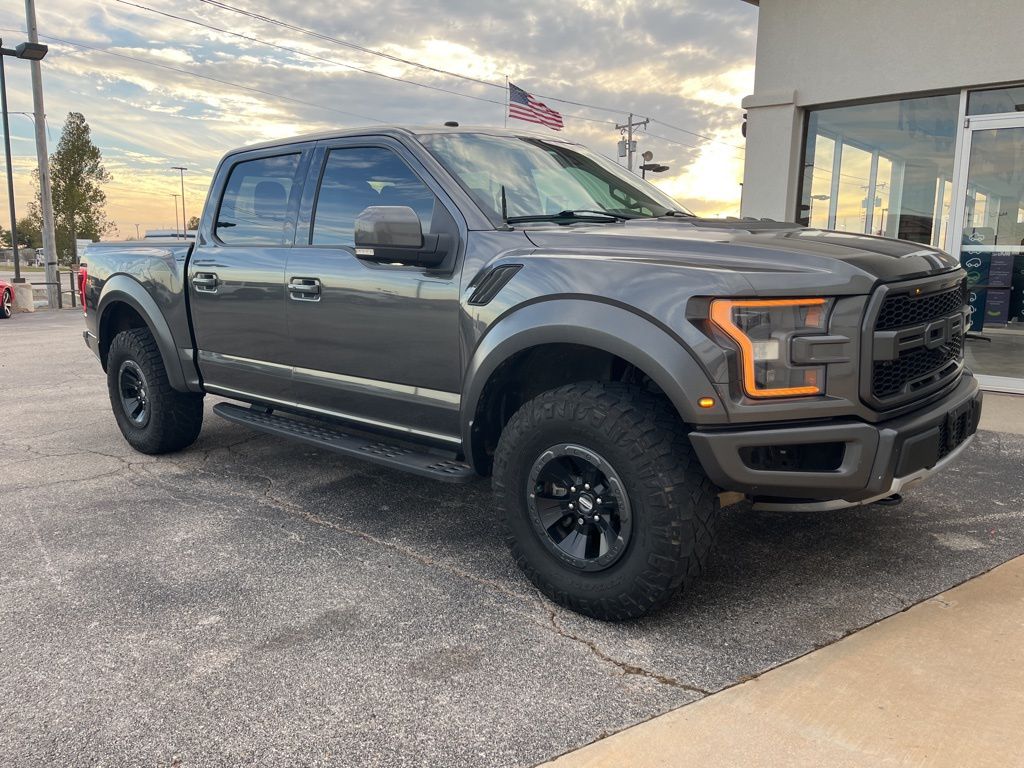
{"left": 958, "top": 123, "right": 1024, "bottom": 383}
{"left": 799, "top": 93, "right": 960, "bottom": 247}
{"left": 967, "top": 85, "right": 1024, "bottom": 116}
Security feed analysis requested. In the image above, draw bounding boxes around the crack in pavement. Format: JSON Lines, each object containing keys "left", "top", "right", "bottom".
{"left": 200, "top": 453, "right": 707, "bottom": 694}
{"left": 542, "top": 599, "right": 712, "bottom": 696}
{"left": 9, "top": 421, "right": 713, "bottom": 695}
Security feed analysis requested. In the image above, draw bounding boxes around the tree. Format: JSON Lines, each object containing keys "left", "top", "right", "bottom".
{"left": 0, "top": 219, "right": 40, "bottom": 250}
{"left": 187, "top": 215, "right": 200, "bottom": 231}
{"left": 15, "top": 217, "right": 41, "bottom": 250}
{"left": 29, "top": 112, "right": 115, "bottom": 265}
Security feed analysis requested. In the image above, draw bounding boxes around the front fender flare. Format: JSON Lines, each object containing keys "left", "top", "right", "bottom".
{"left": 460, "top": 299, "right": 726, "bottom": 468}
{"left": 97, "top": 275, "right": 190, "bottom": 392}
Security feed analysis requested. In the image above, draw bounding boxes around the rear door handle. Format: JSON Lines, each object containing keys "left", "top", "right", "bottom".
{"left": 192, "top": 272, "right": 219, "bottom": 292}
{"left": 289, "top": 277, "right": 321, "bottom": 301}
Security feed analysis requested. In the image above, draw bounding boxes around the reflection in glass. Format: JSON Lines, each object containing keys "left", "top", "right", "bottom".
{"left": 958, "top": 126, "right": 1024, "bottom": 377}
{"left": 799, "top": 94, "right": 959, "bottom": 247}
{"left": 967, "top": 86, "right": 1024, "bottom": 117}
{"left": 216, "top": 154, "right": 301, "bottom": 245}
{"left": 419, "top": 132, "right": 687, "bottom": 220}
{"left": 311, "top": 148, "right": 437, "bottom": 247}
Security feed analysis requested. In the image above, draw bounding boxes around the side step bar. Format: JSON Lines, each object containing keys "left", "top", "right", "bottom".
{"left": 213, "top": 402, "right": 476, "bottom": 483}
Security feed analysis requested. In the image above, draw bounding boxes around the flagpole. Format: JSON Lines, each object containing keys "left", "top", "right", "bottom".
{"left": 504, "top": 74, "right": 509, "bottom": 127}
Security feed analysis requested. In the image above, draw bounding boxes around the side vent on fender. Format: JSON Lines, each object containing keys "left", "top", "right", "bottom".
{"left": 468, "top": 264, "right": 522, "bottom": 306}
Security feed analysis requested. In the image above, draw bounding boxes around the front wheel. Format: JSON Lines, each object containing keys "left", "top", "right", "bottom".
{"left": 0, "top": 289, "right": 12, "bottom": 319}
{"left": 492, "top": 382, "right": 720, "bottom": 621}
{"left": 106, "top": 328, "right": 204, "bottom": 454}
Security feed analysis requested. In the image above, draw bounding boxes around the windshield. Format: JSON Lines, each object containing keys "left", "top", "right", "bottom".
{"left": 418, "top": 132, "right": 691, "bottom": 223}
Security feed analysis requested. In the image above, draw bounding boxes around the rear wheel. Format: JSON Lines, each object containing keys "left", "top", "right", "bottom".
{"left": 492, "top": 382, "right": 719, "bottom": 620}
{"left": 0, "top": 289, "right": 11, "bottom": 319}
{"left": 107, "top": 328, "right": 204, "bottom": 454}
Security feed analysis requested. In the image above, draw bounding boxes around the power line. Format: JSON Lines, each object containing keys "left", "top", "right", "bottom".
{"left": 649, "top": 117, "right": 746, "bottom": 151}
{"left": 196, "top": 0, "right": 501, "bottom": 90}
{"left": 113, "top": 0, "right": 507, "bottom": 108}
{"left": 187, "top": 0, "right": 741, "bottom": 149}
{"left": 0, "top": 25, "right": 386, "bottom": 125}
{"left": 112, "top": 0, "right": 620, "bottom": 129}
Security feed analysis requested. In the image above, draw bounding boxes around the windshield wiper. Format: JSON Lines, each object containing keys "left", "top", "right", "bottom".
{"left": 506, "top": 209, "right": 642, "bottom": 224}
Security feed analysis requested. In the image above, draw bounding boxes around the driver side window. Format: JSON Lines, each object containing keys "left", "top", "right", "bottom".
{"left": 311, "top": 147, "right": 437, "bottom": 246}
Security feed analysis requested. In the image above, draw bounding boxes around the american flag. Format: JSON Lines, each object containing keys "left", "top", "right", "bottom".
{"left": 508, "top": 82, "right": 564, "bottom": 131}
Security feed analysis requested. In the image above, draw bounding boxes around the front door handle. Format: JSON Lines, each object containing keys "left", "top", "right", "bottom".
{"left": 288, "top": 277, "right": 321, "bottom": 301}
{"left": 192, "top": 272, "right": 219, "bottom": 292}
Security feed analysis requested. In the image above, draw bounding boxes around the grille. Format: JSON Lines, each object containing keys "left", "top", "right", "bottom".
{"left": 875, "top": 282, "right": 967, "bottom": 330}
{"left": 872, "top": 333, "right": 963, "bottom": 398}
{"left": 869, "top": 279, "right": 967, "bottom": 405}
{"left": 938, "top": 409, "right": 971, "bottom": 460}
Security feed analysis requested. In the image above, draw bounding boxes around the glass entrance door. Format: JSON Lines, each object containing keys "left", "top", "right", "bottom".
{"left": 953, "top": 115, "right": 1024, "bottom": 391}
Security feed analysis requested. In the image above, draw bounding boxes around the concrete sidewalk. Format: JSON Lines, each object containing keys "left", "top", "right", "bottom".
{"left": 543, "top": 555, "right": 1024, "bottom": 768}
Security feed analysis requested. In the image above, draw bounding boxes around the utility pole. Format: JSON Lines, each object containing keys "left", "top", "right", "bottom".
{"left": 25, "top": 0, "right": 58, "bottom": 306}
{"left": 171, "top": 194, "right": 181, "bottom": 238}
{"left": 616, "top": 113, "right": 649, "bottom": 173}
{"left": 172, "top": 166, "right": 187, "bottom": 236}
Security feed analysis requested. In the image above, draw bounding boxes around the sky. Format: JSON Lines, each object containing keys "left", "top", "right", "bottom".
{"left": 0, "top": 0, "right": 758, "bottom": 239}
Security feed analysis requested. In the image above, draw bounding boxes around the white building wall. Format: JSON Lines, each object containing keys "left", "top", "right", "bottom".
{"left": 741, "top": 0, "right": 1024, "bottom": 219}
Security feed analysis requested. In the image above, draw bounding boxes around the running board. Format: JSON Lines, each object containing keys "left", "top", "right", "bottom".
{"left": 213, "top": 402, "right": 476, "bottom": 483}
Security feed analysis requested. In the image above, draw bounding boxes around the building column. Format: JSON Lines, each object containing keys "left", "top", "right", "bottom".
{"left": 740, "top": 91, "right": 804, "bottom": 222}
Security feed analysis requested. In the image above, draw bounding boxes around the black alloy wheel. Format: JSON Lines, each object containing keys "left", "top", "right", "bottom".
{"left": 527, "top": 443, "right": 632, "bottom": 572}
{"left": 117, "top": 359, "right": 151, "bottom": 428}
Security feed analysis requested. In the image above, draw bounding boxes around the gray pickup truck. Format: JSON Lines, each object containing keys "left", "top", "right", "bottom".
{"left": 80, "top": 125, "right": 982, "bottom": 620}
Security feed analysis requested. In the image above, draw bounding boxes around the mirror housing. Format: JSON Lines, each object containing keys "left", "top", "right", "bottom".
{"left": 354, "top": 205, "right": 449, "bottom": 268}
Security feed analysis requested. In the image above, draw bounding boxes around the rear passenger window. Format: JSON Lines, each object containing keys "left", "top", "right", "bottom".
{"left": 216, "top": 154, "right": 301, "bottom": 245}
{"left": 311, "top": 147, "right": 437, "bottom": 246}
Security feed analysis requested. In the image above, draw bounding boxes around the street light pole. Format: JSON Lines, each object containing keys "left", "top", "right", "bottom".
{"left": 0, "top": 48, "right": 22, "bottom": 283}
{"left": 1, "top": 35, "right": 48, "bottom": 286}
{"left": 172, "top": 166, "right": 187, "bottom": 236}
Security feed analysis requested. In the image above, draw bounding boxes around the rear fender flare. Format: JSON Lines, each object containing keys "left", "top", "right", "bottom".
{"left": 460, "top": 299, "right": 724, "bottom": 468}
{"left": 97, "top": 275, "right": 189, "bottom": 392}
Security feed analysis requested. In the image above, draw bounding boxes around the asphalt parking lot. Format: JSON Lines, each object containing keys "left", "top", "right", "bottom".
{"left": 2, "top": 310, "right": 1023, "bottom": 767}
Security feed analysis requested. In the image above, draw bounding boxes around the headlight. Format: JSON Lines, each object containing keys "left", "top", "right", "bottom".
{"left": 710, "top": 298, "right": 829, "bottom": 398}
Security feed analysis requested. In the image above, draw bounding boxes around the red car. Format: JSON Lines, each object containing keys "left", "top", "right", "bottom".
{"left": 0, "top": 279, "right": 13, "bottom": 319}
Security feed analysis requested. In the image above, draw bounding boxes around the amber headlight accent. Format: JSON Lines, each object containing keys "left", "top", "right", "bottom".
{"left": 710, "top": 298, "right": 829, "bottom": 398}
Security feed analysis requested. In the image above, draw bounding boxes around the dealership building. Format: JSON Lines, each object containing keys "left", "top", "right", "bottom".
{"left": 740, "top": 0, "right": 1024, "bottom": 392}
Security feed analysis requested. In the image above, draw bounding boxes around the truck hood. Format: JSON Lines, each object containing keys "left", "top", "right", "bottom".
{"left": 522, "top": 218, "right": 960, "bottom": 286}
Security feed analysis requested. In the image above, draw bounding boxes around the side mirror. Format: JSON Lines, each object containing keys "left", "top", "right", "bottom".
{"left": 354, "top": 205, "right": 449, "bottom": 268}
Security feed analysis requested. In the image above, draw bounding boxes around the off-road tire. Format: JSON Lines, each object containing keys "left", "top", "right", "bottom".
{"left": 0, "top": 289, "right": 12, "bottom": 319}
{"left": 107, "top": 328, "right": 204, "bottom": 454}
{"left": 493, "top": 382, "right": 719, "bottom": 620}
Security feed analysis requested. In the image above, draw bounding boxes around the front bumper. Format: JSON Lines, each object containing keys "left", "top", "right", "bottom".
{"left": 689, "top": 374, "right": 982, "bottom": 510}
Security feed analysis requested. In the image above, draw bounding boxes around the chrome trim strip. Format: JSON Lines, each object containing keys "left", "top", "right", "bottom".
{"left": 198, "top": 350, "right": 460, "bottom": 407}
{"left": 751, "top": 433, "right": 976, "bottom": 512}
{"left": 204, "top": 383, "right": 463, "bottom": 445}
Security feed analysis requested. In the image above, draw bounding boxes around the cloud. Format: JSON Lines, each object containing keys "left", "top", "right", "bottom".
{"left": 0, "top": 0, "right": 757, "bottom": 236}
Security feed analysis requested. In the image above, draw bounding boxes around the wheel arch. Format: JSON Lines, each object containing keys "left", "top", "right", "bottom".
{"left": 97, "top": 275, "right": 189, "bottom": 391}
{"left": 461, "top": 299, "right": 724, "bottom": 474}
